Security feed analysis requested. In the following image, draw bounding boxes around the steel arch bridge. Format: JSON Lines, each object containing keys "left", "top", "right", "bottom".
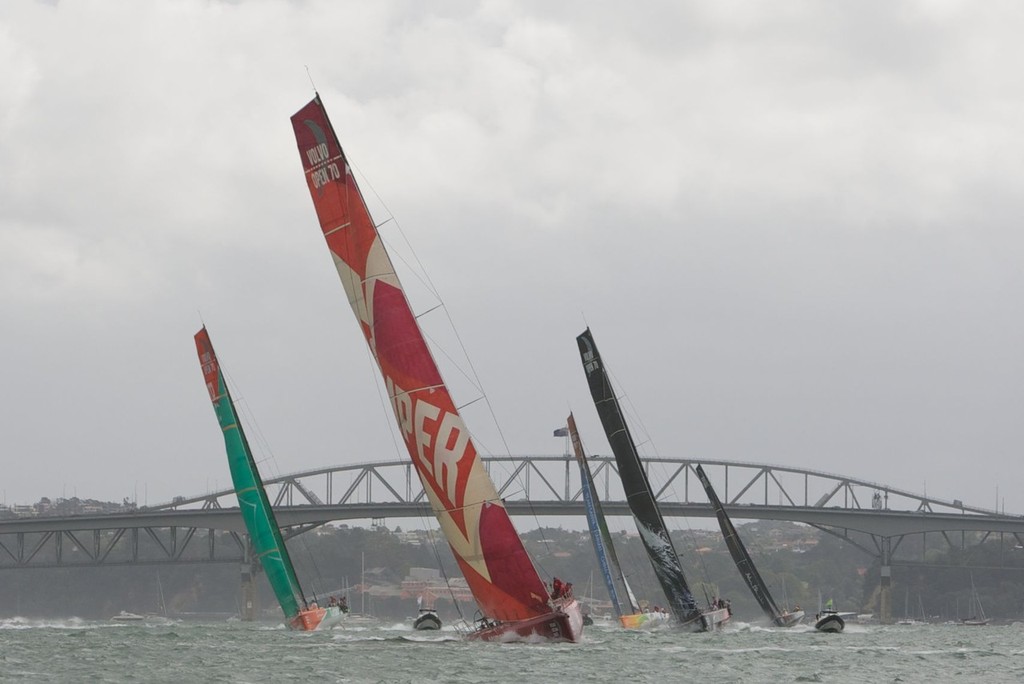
{"left": 2, "top": 455, "right": 1020, "bottom": 572}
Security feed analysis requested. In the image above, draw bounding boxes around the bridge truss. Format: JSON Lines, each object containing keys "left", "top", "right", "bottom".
{"left": 2, "top": 455, "right": 1020, "bottom": 573}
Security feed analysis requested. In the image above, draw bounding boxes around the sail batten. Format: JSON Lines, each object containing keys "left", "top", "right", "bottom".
{"left": 290, "top": 95, "right": 551, "bottom": 623}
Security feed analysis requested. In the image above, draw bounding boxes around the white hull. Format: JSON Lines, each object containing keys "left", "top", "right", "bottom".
{"left": 814, "top": 611, "right": 845, "bottom": 633}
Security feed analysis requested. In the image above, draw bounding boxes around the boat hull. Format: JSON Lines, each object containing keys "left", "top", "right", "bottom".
{"left": 619, "top": 611, "right": 672, "bottom": 629}
{"left": 671, "top": 606, "right": 732, "bottom": 632}
{"left": 697, "top": 607, "right": 731, "bottom": 632}
{"left": 289, "top": 605, "right": 347, "bottom": 631}
{"left": 773, "top": 610, "right": 805, "bottom": 628}
{"left": 814, "top": 611, "right": 845, "bottom": 633}
{"left": 467, "top": 598, "right": 584, "bottom": 643}
{"left": 413, "top": 610, "right": 442, "bottom": 631}
{"left": 110, "top": 611, "right": 146, "bottom": 622}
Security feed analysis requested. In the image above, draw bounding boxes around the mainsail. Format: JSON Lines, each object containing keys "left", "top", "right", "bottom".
{"left": 567, "top": 413, "right": 638, "bottom": 618}
{"left": 569, "top": 411, "right": 638, "bottom": 618}
{"left": 290, "top": 95, "right": 551, "bottom": 623}
{"left": 575, "top": 328, "right": 701, "bottom": 624}
{"left": 194, "top": 327, "right": 306, "bottom": 621}
{"left": 695, "top": 464, "right": 791, "bottom": 626}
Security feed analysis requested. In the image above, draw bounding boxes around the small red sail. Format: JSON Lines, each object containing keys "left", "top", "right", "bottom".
{"left": 290, "top": 97, "right": 550, "bottom": 622}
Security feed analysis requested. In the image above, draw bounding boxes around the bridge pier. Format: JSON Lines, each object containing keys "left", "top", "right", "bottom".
{"left": 879, "top": 537, "right": 892, "bottom": 624}
{"left": 240, "top": 538, "right": 257, "bottom": 622}
{"left": 241, "top": 563, "right": 257, "bottom": 621}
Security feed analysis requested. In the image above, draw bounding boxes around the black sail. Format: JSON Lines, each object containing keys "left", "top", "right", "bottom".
{"left": 695, "top": 464, "right": 786, "bottom": 625}
{"left": 576, "top": 328, "right": 700, "bottom": 624}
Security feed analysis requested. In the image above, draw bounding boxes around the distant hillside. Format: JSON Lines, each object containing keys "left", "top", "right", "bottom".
{"left": 2, "top": 512, "right": 1022, "bottom": 622}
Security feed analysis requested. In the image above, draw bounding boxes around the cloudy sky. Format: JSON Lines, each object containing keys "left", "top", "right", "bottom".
{"left": 2, "top": 1, "right": 1022, "bottom": 516}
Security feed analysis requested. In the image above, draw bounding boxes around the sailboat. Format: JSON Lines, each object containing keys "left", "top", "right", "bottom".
{"left": 961, "top": 574, "right": 989, "bottom": 626}
{"left": 896, "top": 589, "right": 925, "bottom": 626}
{"left": 694, "top": 465, "right": 804, "bottom": 627}
{"left": 290, "top": 94, "right": 583, "bottom": 643}
{"left": 194, "top": 327, "right": 347, "bottom": 631}
{"left": 567, "top": 413, "right": 670, "bottom": 629}
{"left": 575, "top": 328, "right": 730, "bottom": 632}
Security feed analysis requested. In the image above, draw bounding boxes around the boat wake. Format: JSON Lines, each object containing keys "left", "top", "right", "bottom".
{"left": 328, "top": 633, "right": 460, "bottom": 644}
{"left": 0, "top": 617, "right": 97, "bottom": 630}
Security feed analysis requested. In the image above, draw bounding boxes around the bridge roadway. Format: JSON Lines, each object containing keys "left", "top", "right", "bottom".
{"left": 3, "top": 500, "right": 1023, "bottom": 538}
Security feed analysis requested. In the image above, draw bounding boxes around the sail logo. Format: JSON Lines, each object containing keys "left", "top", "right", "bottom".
{"left": 386, "top": 376, "right": 468, "bottom": 514}
{"left": 300, "top": 120, "right": 342, "bottom": 191}
{"left": 578, "top": 334, "right": 600, "bottom": 375}
{"left": 306, "top": 142, "right": 342, "bottom": 190}
{"left": 310, "top": 163, "right": 342, "bottom": 189}
{"left": 305, "top": 142, "right": 330, "bottom": 166}
{"left": 198, "top": 350, "right": 219, "bottom": 401}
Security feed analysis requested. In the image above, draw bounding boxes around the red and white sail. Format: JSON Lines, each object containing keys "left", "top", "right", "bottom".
{"left": 290, "top": 96, "right": 550, "bottom": 623}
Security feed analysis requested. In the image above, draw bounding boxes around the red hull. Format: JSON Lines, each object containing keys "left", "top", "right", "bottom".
{"left": 467, "top": 598, "right": 584, "bottom": 643}
{"left": 289, "top": 607, "right": 327, "bottom": 631}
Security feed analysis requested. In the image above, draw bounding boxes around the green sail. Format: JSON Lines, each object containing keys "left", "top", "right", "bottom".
{"left": 196, "top": 328, "right": 305, "bottom": 620}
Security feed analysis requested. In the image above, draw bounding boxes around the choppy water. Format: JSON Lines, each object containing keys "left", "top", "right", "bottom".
{"left": 2, "top": 616, "right": 1023, "bottom": 683}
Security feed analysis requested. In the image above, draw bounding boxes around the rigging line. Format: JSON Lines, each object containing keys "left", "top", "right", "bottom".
{"left": 237, "top": 397, "right": 282, "bottom": 479}
{"left": 436, "top": 303, "right": 515, "bottom": 459}
{"left": 424, "top": 524, "right": 469, "bottom": 625}
{"left": 358, "top": 238, "right": 486, "bottom": 399}
{"left": 348, "top": 165, "right": 513, "bottom": 462}
{"left": 221, "top": 354, "right": 333, "bottom": 601}
{"left": 304, "top": 65, "right": 317, "bottom": 94}
{"left": 419, "top": 326, "right": 485, "bottom": 395}
{"left": 603, "top": 359, "right": 714, "bottom": 606}
{"left": 398, "top": 375, "right": 466, "bottom": 624}
{"left": 371, "top": 232, "right": 443, "bottom": 310}
{"left": 455, "top": 395, "right": 486, "bottom": 412}
{"left": 347, "top": 154, "right": 541, "bottom": 567}
{"left": 431, "top": 495, "right": 520, "bottom": 515}
{"left": 221, "top": 365, "right": 284, "bottom": 482}
{"left": 354, "top": 178, "right": 443, "bottom": 305}
{"left": 362, "top": 340, "right": 408, "bottom": 465}
{"left": 415, "top": 303, "right": 444, "bottom": 319}
{"left": 606, "top": 363, "right": 690, "bottom": 525}
{"left": 351, "top": 161, "right": 443, "bottom": 303}
{"left": 297, "top": 530, "right": 326, "bottom": 602}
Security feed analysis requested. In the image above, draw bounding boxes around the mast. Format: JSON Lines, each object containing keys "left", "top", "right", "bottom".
{"left": 694, "top": 464, "right": 785, "bottom": 624}
{"left": 567, "top": 413, "right": 639, "bottom": 617}
{"left": 575, "top": 328, "right": 700, "bottom": 623}
{"left": 290, "top": 95, "right": 550, "bottom": 622}
{"left": 194, "top": 327, "right": 306, "bottom": 620}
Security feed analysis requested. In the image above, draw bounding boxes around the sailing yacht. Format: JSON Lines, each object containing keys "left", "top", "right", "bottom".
{"left": 575, "top": 328, "right": 729, "bottom": 632}
{"left": 961, "top": 574, "right": 989, "bottom": 626}
{"left": 290, "top": 95, "right": 582, "bottom": 643}
{"left": 694, "top": 465, "right": 803, "bottom": 627}
{"left": 194, "top": 328, "right": 347, "bottom": 630}
{"left": 896, "top": 590, "right": 926, "bottom": 626}
{"left": 567, "top": 413, "right": 670, "bottom": 629}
